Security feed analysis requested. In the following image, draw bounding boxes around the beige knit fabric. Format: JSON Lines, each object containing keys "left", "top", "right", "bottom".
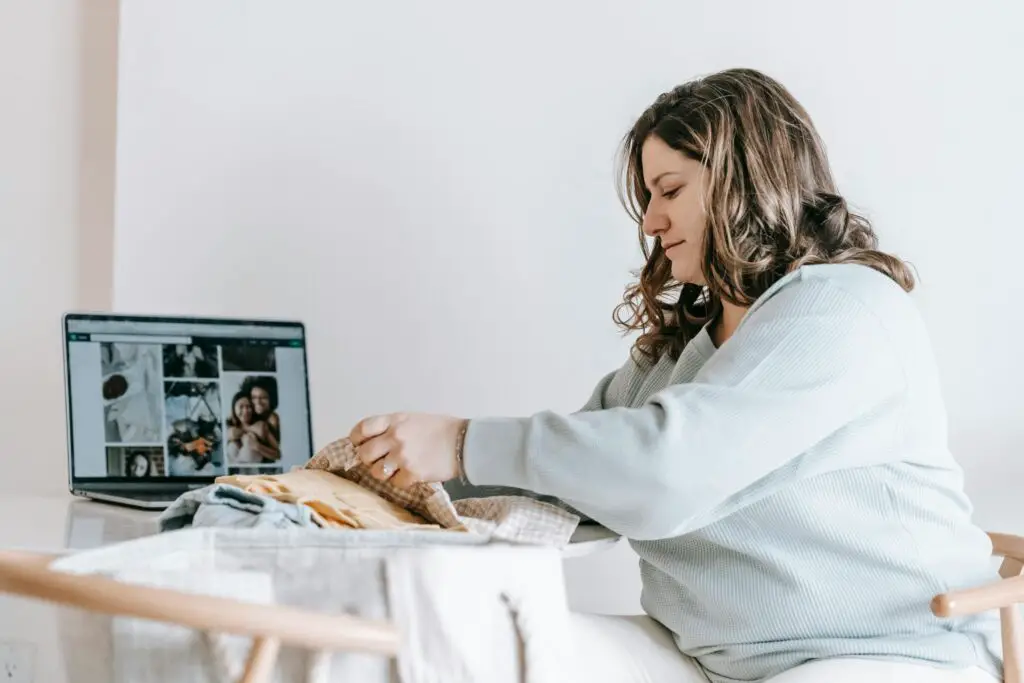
{"left": 305, "top": 438, "right": 579, "bottom": 547}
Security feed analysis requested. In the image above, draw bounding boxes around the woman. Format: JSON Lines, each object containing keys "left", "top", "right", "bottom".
{"left": 243, "top": 376, "right": 281, "bottom": 446}
{"left": 226, "top": 390, "right": 279, "bottom": 464}
{"left": 226, "top": 392, "right": 258, "bottom": 464}
{"left": 126, "top": 451, "right": 150, "bottom": 478}
{"left": 347, "top": 69, "right": 1001, "bottom": 682}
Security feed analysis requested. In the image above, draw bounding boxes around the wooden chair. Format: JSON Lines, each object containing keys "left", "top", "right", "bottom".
{"left": 3, "top": 534, "right": 1023, "bottom": 683}
{"left": 0, "top": 550, "right": 399, "bottom": 683}
{"left": 932, "top": 532, "right": 1024, "bottom": 683}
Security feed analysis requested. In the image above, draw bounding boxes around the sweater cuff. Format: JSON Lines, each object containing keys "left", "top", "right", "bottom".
{"left": 461, "top": 416, "right": 532, "bottom": 488}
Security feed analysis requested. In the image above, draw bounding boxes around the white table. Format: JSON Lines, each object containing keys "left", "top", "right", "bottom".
{"left": 0, "top": 493, "right": 621, "bottom": 557}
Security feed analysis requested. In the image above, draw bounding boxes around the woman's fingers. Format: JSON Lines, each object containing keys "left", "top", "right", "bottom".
{"left": 348, "top": 412, "right": 463, "bottom": 484}
{"left": 370, "top": 456, "right": 399, "bottom": 482}
{"left": 356, "top": 433, "right": 396, "bottom": 469}
{"left": 349, "top": 414, "right": 394, "bottom": 447}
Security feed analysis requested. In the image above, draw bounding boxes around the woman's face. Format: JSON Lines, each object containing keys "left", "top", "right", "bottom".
{"left": 130, "top": 454, "right": 149, "bottom": 477}
{"left": 234, "top": 396, "right": 254, "bottom": 424}
{"left": 250, "top": 387, "right": 271, "bottom": 416}
{"left": 640, "top": 135, "right": 708, "bottom": 285}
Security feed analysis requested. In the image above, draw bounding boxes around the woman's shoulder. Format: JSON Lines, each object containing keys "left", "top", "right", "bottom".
{"left": 804, "top": 262, "right": 911, "bottom": 297}
{"left": 743, "top": 264, "right": 934, "bottom": 372}
{"left": 754, "top": 263, "right": 919, "bottom": 326}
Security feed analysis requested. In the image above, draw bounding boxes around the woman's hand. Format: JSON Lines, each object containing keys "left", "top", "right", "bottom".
{"left": 349, "top": 413, "right": 467, "bottom": 488}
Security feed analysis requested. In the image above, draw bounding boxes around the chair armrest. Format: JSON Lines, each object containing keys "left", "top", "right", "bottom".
{"left": 932, "top": 574, "right": 1024, "bottom": 617}
{"left": 0, "top": 550, "right": 400, "bottom": 655}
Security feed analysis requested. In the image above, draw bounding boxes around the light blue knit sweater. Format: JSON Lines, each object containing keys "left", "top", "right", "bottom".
{"left": 463, "top": 264, "right": 1001, "bottom": 683}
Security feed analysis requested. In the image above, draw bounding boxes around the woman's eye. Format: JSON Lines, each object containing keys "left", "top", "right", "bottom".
{"left": 662, "top": 187, "right": 680, "bottom": 199}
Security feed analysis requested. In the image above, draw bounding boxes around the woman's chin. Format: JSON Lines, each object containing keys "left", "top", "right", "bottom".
{"left": 671, "top": 266, "right": 704, "bottom": 286}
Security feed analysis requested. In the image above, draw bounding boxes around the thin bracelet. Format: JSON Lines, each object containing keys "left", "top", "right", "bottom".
{"left": 455, "top": 419, "right": 470, "bottom": 483}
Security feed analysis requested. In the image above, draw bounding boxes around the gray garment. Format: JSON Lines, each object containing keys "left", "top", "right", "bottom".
{"left": 158, "top": 484, "right": 319, "bottom": 531}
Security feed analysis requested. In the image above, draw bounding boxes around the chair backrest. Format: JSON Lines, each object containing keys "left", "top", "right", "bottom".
{"left": 932, "top": 532, "right": 1024, "bottom": 683}
{"left": 993, "top": 534, "right": 1024, "bottom": 683}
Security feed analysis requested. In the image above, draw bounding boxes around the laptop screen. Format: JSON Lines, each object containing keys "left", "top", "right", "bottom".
{"left": 64, "top": 314, "right": 313, "bottom": 485}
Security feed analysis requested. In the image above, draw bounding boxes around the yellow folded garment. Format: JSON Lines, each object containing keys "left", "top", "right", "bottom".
{"left": 215, "top": 469, "right": 440, "bottom": 530}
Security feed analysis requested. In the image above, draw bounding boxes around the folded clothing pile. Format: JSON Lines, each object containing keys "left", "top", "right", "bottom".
{"left": 159, "top": 438, "right": 580, "bottom": 547}
{"left": 217, "top": 469, "right": 440, "bottom": 531}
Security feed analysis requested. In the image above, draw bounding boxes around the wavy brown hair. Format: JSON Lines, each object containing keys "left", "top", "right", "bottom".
{"left": 614, "top": 68, "right": 915, "bottom": 362}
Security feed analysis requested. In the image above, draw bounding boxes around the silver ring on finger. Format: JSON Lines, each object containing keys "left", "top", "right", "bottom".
{"left": 381, "top": 461, "right": 396, "bottom": 478}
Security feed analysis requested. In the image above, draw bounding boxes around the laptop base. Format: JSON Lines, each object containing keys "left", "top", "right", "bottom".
{"left": 75, "top": 490, "right": 177, "bottom": 511}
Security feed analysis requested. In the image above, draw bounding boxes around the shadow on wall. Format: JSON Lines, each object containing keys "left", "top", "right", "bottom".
{"left": 0, "top": 0, "right": 119, "bottom": 496}
{"left": 77, "top": 0, "right": 118, "bottom": 311}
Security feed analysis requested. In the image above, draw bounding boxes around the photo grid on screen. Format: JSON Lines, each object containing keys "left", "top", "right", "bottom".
{"left": 100, "top": 340, "right": 287, "bottom": 478}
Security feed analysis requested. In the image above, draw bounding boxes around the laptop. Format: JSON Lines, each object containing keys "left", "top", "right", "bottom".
{"left": 62, "top": 313, "right": 315, "bottom": 509}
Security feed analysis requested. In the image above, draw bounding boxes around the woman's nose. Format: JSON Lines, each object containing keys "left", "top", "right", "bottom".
{"left": 642, "top": 209, "right": 668, "bottom": 238}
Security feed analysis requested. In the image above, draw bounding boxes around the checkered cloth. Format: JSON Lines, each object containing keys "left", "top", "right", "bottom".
{"left": 305, "top": 438, "right": 580, "bottom": 547}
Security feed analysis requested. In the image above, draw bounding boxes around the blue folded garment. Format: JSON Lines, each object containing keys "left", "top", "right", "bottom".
{"left": 158, "top": 483, "right": 319, "bottom": 531}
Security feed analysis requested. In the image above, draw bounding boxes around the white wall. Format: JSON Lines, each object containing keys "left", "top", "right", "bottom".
{"left": 112, "top": 0, "right": 1023, "bottom": 613}
{"left": 0, "top": 0, "right": 118, "bottom": 496}
{"left": 0, "top": 2, "right": 118, "bottom": 679}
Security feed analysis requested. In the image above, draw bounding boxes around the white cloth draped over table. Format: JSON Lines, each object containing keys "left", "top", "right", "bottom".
{"left": 53, "top": 528, "right": 576, "bottom": 683}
